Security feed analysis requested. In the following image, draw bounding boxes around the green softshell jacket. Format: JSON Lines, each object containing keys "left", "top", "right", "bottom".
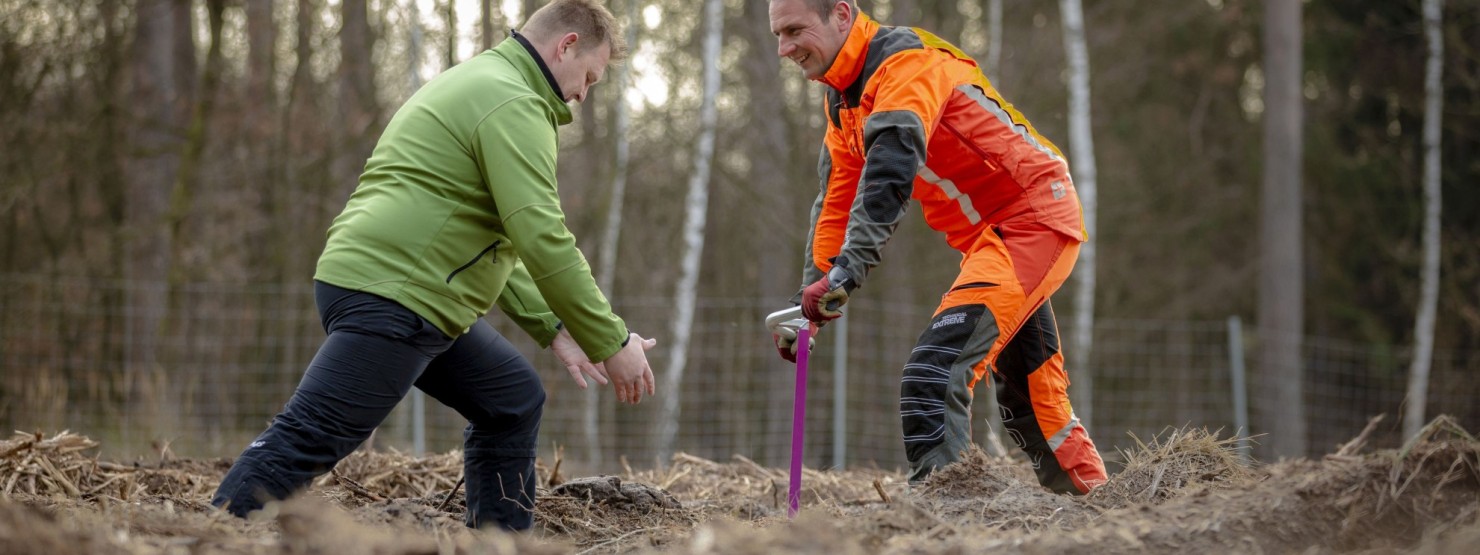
{"left": 315, "top": 37, "right": 627, "bottom": 362}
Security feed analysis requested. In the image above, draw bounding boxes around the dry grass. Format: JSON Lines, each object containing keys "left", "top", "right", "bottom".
{"left": 1086, "top": 426, "right": 1257, "bottom": 510}
{"left": 3, "top": 419, "right": 1480, "bottom": 554}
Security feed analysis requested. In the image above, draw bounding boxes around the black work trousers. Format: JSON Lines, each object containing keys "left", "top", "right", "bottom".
{"left": 211, "top": 281, "right": 545, "bottom": 530}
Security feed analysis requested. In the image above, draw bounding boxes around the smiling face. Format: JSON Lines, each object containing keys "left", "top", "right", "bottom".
{"left": 769, "top": 0, "right": 852, "bottom": 80}
{"left": 550, "top": 33, "right": 611, "bottom": 104}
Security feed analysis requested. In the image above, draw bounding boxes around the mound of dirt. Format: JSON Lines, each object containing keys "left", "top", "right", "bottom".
{"left": 3, "top": 417, "right": 1479, "bottom": 554}
{"left": 625, "top": 452, "right": 897, "bottom": 520}
{"left": 914, "top": 446, "right": 1098, "bottom": 530}
{"left": 538, "top": 475, "right": 693, "bottom": 553}
{"left": 960, "top": 416, "right": 1480, "bottom": 554}
{"left": 0, "top": 501, "right": 128, "bottom": 555}
{"left": 1086, "top": 426, "right": 1257, "bottom": 510}
{"left": 656, "top": 513, "right": 871, "bottom": 555}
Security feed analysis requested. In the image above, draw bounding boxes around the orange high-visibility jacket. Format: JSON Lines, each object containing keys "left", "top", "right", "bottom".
{"left": 802, "top": 12, "right": 1086, "bottom": 289}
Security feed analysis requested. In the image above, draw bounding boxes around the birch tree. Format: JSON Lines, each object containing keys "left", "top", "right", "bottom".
{"left": 1060, "top": 0, "right": 1099, "bottom": 425}
{"left": 1259, "top": 0, "right": 1307, "bottom": 458}
{"left": 656, "top": 0, "right": 723, "bottom": 460}
{"left": 1405, "top": 0, "right": 1444, "bottom": 441}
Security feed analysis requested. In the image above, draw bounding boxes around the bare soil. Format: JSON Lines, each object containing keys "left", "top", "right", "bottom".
{"left": 3, "top": 416, "right": 1477, "bottom": 554}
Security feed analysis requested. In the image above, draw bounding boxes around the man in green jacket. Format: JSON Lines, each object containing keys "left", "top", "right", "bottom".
{"left": 212, "top": 0, "right": 652, "bottom": 531}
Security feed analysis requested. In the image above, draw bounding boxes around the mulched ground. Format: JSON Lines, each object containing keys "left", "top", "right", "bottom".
{"left": 2, "top": 416, "right": 1477, "bottom": 554}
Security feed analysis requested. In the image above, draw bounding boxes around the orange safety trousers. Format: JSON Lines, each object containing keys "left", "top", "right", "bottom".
{"left": 900, "top": 221, "right": 1107, "bottom": 494}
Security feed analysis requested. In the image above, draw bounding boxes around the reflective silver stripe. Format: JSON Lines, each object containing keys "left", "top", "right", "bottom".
{"left": 917, "top": 165, "right": 982, "bottom": 225}
{"left": 904, "top": 426, "right": 945, "bottom": 442}
{"left": 903, "top": 362, "right": 951, "bottom": 377}
{"left": 1046, "top": 413, "right": 1081, "bottom": 451}
{"left": 957, "top": 84, "right": 1064, "bottom": 163}
{"left": 900, "top": 396, "right": 946, "bottom": 406}
{"left": 911, "top": 345, "right": 962, "bottom": 356}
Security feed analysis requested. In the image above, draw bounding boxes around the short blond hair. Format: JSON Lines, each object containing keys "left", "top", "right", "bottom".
{"left": 521, "top": 0, "right": 628, "bottom": 61}
{"left": 783, "top": 0, "right": 855, "bottom": 21}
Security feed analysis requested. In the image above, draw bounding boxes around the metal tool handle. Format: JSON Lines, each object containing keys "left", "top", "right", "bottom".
{"left": 765, "top": 306, "right": 807, "bottom": 340}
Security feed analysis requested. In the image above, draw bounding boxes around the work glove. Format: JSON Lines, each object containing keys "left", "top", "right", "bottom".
{"left": 801, "top": 265, "right": 856, "bottom": 324}
{"left": 773, "top": 321, "right": 819, "bottom": 363}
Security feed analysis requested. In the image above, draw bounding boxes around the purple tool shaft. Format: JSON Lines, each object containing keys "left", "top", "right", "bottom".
{"left": 788, "top": 326, "right": 811, "bottom": 518}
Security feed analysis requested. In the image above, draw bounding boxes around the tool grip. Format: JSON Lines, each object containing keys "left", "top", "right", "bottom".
{"left": 765, "top": 306, "right": 807, "bottom": 340}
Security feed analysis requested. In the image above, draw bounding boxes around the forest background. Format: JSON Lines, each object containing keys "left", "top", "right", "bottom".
{"left": 1, "top": 0, "right": 1476, "bottom": 471}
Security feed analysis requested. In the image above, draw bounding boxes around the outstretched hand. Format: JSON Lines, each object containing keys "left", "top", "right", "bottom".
{"left": 603, "top": 332, "right": 658, "bottom": 404}
{"left": 553, "top": 328, "right": 608, "bottom": 389}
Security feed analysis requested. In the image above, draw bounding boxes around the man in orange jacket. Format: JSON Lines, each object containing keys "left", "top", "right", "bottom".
{"left": 769, "top": 0, "right": 1108, "bottom": 494}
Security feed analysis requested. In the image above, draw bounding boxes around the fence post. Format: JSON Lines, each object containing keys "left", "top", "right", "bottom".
{"left": 412, "top": 390, "right": 426, "bottom": 456}
{"left": 833, "top": 314, "right": 849, "bottom": 468}
{"left": 1227, "top": 315, "right": 1250, "bottom": 461}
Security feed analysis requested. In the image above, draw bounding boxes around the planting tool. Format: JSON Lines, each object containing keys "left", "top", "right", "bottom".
{"left": 765, "top": 306, "right": 811, "bottom": 518}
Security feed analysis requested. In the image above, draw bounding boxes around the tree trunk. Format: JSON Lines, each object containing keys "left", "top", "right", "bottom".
{"left": 95, "top": 0, "right": 130, "bottom": 374}
{"left": 273, "top": 0, "right": 323, "bottom": 371}
{"left": 1258, "top": 0, "right": 1307, "bottom": 459}
{"left": 172, "top": 0, "right": 197, "bottom": 117}
{"left": 1059, "top": 0, "right": 1098, "bottom": 425}
{"left": 335, "top": 0, "right": 379, "bottom": 198}
{"left": 657, "top": 0, "right": 723, "bottom": 461}
{"left": 245, "top": 0, "right": 278, "bottom": 282}
{"left": 169, "top": 0, "right": 227, "bottom": 264}
{"left": 124, "top": 0, "right": 184, "bottom": 418}
{"left": 1405, "top": 0, "right": 1444, "bottom": 442}
{"left": 164, "top": 0, "right": 227, "bottom": 443}
{"left": 481, "top": 0, "right": 494, "bottom": 51}
{"left": 444, "top": 0, "right": 458, "bottom": 67}
{"left": 986, "top": 0, "right": 1003, "bottom": 84}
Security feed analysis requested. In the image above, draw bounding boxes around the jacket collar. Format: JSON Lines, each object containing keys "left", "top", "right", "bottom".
{"left": 819, "top": 11, "right": 879, "bottom": 92}
{"left": 493, "top": 32, "right": 573, "bottom": 125}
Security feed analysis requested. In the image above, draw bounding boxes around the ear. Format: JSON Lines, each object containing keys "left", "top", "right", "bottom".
{"left": 557, "top": 32, "right": 580, "bottom": 60}
{"left": 832, "top": 2, "right": 853, "bottom": 32}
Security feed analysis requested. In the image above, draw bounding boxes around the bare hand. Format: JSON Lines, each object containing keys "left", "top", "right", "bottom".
{"left": 552, "top": 328, "right": 608, "bottom": 389}
{"left": 602, "top": 332, "right": 657, "bottom": 404}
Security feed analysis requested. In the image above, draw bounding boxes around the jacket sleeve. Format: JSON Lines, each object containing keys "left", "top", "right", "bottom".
{"left": 794, "top": 145, "right": 832, "bottom": 302}
{"left": 476, "top": 95, "right": 627, "bottom": 362}
{"left": 806, "top": 103, "right": 865, "bottom": 291}
{"left": 494, "top": 257, "right": 561, "bottom": 348}
{"left": 834, "top": 50, "right": 953, "bottom": 288}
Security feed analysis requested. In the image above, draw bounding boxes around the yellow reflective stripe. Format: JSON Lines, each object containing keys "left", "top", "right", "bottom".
{"left": 914, "top": 27, "right": 975, "bottom": 64}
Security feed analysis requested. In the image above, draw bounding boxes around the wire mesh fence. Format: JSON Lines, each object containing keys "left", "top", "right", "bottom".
{"left": 2, "top": 273, "right": 1475, "bottom": 475}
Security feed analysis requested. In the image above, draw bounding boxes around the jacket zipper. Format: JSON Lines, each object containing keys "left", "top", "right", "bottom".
{"left": 445, "top": 240, "right": 501, "bottom": 284}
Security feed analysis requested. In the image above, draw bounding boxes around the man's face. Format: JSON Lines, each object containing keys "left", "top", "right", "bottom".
{"left": 770, "top": 0, "right": 850, "bottom": 80}
{"left": 551, "top": 37, "right": 611, "bottom": 104}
